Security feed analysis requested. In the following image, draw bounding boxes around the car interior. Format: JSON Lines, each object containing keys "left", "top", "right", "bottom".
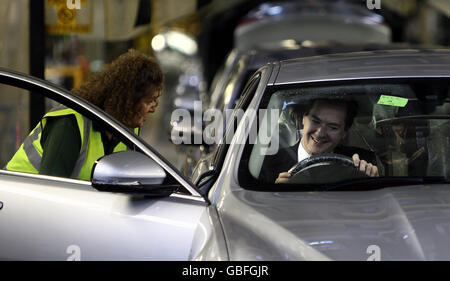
{"left": 247, "top": 81, "right": 450, "bottom": 185}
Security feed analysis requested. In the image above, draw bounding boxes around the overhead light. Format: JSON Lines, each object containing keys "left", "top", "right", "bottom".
{"left": 152, "top": 31, "right": 198, "bottom": 56}
{"left": 151, "top": 34, "right": 166, "bottom": 52}
{"left": 281, "top": 39, "right": 300, "bottom": 49}
{"left": 301, "top": 40, "right": 315, "bottom": 47}
{"left": 165, "top": 31, "right": 197, "bottom": 56}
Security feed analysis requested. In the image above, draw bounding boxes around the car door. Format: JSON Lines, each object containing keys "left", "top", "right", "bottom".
{"left": 0, "top": 68, "right": 208, "bottom": 260}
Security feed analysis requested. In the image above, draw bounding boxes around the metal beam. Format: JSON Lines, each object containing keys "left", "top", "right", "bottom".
{"left": 429, "top": 0, "right": 450, "bottom": 18}
{"left": 29, "top": 0, "right": 45, "bottom": 127}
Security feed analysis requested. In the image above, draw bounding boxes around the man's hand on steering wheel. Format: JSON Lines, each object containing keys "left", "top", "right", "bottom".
{"left": 275, "top": 153, "right": 379, "bottom": 184}
{"left": 275, "top": 172, "right": 292, "bottom": 184}
{"left": 352, "top": 153, "right": 379, "bottom": 177}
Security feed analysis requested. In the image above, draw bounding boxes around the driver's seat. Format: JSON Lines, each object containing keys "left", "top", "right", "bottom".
{"left": 253, "top": 104, "right": 304, "bottom": 183}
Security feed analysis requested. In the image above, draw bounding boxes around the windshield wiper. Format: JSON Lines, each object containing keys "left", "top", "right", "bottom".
{"left": 322, "top": 176, "right": 448, "bottom": 191}
{"left": 258, "top": 176, "right": 448, "bottom": 192}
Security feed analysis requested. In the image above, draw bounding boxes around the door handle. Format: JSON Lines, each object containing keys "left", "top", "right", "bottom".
{"left": 0, "top": 201, "right": 3, "bottom": 210}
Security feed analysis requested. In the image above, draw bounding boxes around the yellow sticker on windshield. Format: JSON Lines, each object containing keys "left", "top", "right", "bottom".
{"left": 377, "top": 95, "right": 408, "bottom": 107}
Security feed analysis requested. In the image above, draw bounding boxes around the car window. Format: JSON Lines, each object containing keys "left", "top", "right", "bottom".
{"left": 210, "top": 73, "right": 261, "bottom": 171}
{"left": 192, "top": 72, "right": 261, "bottom": 187}
{"left": 0, "top": 83, "right": 29, "bottom": 167}
{"left": 214, "top": 72, "right": 261, "bottom": 153}
{"left": 0, "top": 82, "right": 139, "bottom": 181}
{"left": 215, "top": 56, "right": 247, "bottom": 113}
{"left": 0, "top": 69, "right": 203, "bottom": 201}
{"left": 239, "top": 79, "right": 450, "bottom": 190}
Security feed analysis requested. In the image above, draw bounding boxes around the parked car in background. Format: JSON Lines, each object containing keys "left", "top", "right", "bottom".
{"left": 234, "top": 0, "right": 391, "bottom": 51}
{"left": 198, "top": 0, "right": 395, "bottom": 93}
{"left": 1, "top": 48, "right": 449, "bottom": 260}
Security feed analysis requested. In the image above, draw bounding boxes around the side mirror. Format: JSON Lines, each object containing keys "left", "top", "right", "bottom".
{"left": 92, "top": 151, "right": 175, "bottom": 197}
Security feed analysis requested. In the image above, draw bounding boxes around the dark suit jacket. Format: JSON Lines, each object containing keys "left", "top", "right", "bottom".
{"left": 259, "top": 141, "right": 377, "bottom": 183}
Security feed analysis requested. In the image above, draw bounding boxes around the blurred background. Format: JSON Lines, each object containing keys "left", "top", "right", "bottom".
{"left": 1, "top": 0, "right": 450, "bottom": 173}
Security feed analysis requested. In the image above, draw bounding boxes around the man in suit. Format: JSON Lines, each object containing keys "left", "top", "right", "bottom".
{"left": 260, "top": 99, "right": 379, "bottom": 183}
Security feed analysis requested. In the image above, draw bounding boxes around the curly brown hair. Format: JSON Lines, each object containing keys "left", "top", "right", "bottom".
{"left": 72, "top": 49, "right": 163, "bottom": 127}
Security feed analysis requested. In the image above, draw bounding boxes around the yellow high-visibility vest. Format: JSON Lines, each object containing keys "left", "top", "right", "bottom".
{"left": 6, "top": 105, "right": 139, "bottom": 181}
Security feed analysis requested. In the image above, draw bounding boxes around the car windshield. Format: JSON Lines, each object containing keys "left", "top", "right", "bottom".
{"left": 240, "top": 79, "right": 450, "bottom": 190}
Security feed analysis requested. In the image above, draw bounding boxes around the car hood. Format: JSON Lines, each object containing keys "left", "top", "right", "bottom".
{"left": 217, "top": 184, "right": 450, "bottom": 260}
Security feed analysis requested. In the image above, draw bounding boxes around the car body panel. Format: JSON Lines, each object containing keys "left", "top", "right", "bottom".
{"left": 0, "top": 170, "right": 207, "bottom": 260}
{"left": 189, "top": 205, "right": 229, "bottom": 261}
{"left": 218, "top": 183, "right": 450, "bottom": 260}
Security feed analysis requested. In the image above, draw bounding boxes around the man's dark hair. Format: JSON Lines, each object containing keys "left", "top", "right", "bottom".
{"left": 303, "top": 98, "right": 358, "bottom": 130}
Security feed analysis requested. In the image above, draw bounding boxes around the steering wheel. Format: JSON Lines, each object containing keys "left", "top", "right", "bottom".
{"left": 287, "top": 153, "right": 368, "bottom": 184}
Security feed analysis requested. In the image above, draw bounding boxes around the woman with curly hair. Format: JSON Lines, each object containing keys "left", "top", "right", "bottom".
{"left": 6, "top": 49, "right": 164, "bottom": 180}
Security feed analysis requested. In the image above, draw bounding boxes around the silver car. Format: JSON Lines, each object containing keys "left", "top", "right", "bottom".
{"left": 234, "top": 1, "right": 391, "bottom": 51}
{"left": 1, "top": 48, "right": 450, "bottom": 260}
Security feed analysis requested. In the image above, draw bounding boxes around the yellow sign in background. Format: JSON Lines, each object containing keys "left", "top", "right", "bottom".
{"left": 46, "top": 0, "right": 91, "bottom": 34}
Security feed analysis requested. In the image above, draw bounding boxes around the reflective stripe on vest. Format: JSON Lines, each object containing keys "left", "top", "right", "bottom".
{"left": 70, "top": 114, "right": 91, "bottom": 179}
{"left": 23, "top": 124, "right": 43, "bottom": 171}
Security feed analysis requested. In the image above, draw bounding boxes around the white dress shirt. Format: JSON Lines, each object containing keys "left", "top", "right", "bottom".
{"left": 297, "top": 140, "right": 311, "bottom": 162}
{"left": 297, "top": 130, "right": 311, "bottom": 162}
{"left": 287, "top": 138, "right": 312, "bottom": 174}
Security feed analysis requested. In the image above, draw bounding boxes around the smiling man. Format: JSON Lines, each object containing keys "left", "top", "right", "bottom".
{"left": 260, "top": 99, "right": 379, "bottom": 183}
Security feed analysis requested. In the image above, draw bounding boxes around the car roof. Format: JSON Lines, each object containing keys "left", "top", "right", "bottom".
{"left": 234, "top": 1, "right": 390, "bottom": 51}
{"left": 242, "top": 43, "right": 408, "bottom": 69}
{"left": 273, "top": 49, "right": 450, "bottom": 85}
